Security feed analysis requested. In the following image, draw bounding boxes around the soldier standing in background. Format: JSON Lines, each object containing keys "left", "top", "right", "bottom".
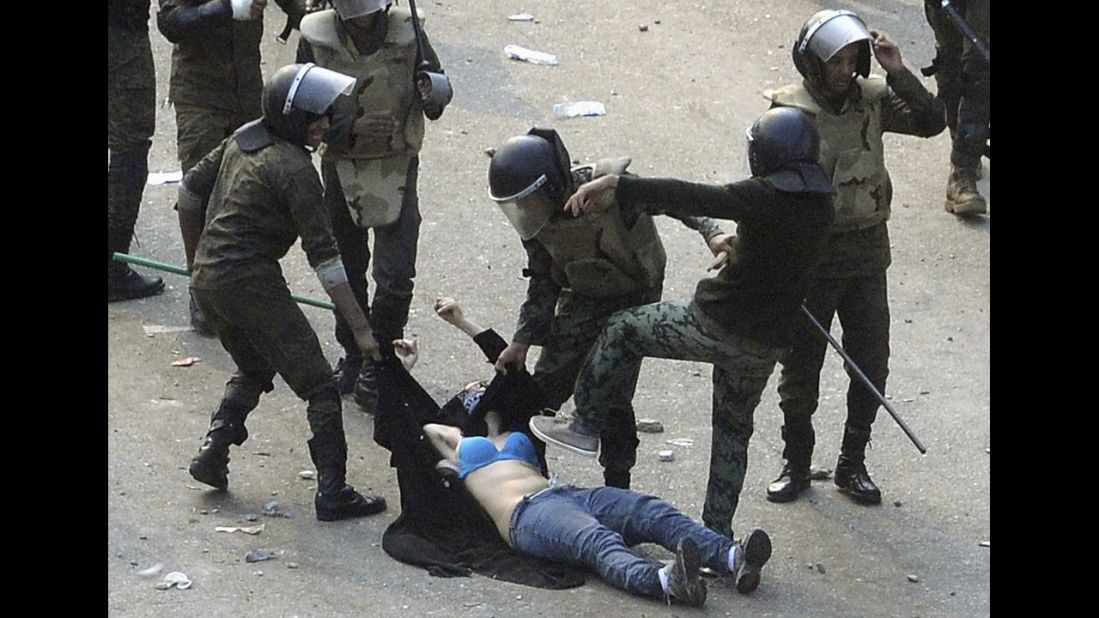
{"left": 923, "top": 0, "right": 990, "bottom": 216}
{"left": 108, "top": 0, "right": 166, "bottom": 302}
{"left": 300, "top": 0, "right": 451, "bottom": 414}
{"left": 765, "top": 10, "right": 945, "bottom": 506}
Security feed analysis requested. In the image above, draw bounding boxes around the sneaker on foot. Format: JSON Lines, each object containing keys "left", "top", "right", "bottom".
{"left": 528, "top": 415, "right": 598, "bottom": 457}
{"left": 733, "top": 528, "right": 772, "bottom": 594}
{"left": 667, "top": 538, "right": 707, "bottom": 606}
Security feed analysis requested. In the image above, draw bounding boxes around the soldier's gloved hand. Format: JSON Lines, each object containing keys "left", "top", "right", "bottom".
{"left": 495, "top": 342, "right": 529, "bottom": 375}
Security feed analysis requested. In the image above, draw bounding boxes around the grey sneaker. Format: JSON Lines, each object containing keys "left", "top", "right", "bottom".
{"left": 666, "top": 538, "right": 707, "bottom": 606}
{"left": 528, "top": 415, "right": 598, "bottom": 457}
{"left": 733, "top": 528, "right": 772, "bottom": 594}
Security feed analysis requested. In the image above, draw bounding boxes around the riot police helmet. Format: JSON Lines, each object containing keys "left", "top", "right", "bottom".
{"left": 332, "top": 0, "right": 392, "bottom": 20}
{"left": 747, "top": 107, "right": 835, "bottom": 195}
{"left": 792, "top": 10, "right": 872, "bottom": 85}
{"left": 488, "top": 129, "right": 572, "bottom": 240}
{"left": 262, "top": 63, "right": 356, "bottom": 147}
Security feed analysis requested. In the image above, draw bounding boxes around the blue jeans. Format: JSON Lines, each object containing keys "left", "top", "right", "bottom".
{"left": 509, "top": 485, "right": 736, "bottom": 598}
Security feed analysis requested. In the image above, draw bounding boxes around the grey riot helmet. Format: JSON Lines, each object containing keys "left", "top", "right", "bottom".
{"left": 792, "top": 10, "right": 872, "bottom": 85}
{"left": 262, "top": 63, "right": 356, "bottom": 147}
{"left": 332, "top": 0, "right": 391, "bottom": 20}
{"left": 747, "top": 107, "right": 835, "bottom": 195}
{"left": 488, "top": 128, "right": 573, "bottom": 240}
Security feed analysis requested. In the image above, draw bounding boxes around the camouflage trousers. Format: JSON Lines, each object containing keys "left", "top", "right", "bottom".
{"left": 107, "top": 24, "right": 155, "bottom": 243}
{"left": 192, "top": 275, "right": 343, "bottom": 437}
{"left": 777, "top": 270, "right": 890, "bottom": 460}
{"left": 924, "top": 0, "right": 990, "bottom": 168}
{"left": 175, "top": 104, "right": 258, "bottom": 174}
{"left": 324, "top": 157, "right": 421, "bottom": 355}
{"left": 573, "top": 300, "right": 779, "bottom": 537}
{"left": 535, "top": 287, "right": 661, "bottom": 475}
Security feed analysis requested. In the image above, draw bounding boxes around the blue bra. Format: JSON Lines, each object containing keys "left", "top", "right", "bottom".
{"left": 458, "top": 432, "right": 540, "bottom": 478}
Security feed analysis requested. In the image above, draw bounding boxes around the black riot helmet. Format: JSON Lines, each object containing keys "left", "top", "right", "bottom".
{"left": 792, "top": 10, "right": 872, "bottom": 87}
{"left": 747, "top": 107, "right": 835, "bottom": 195}
{"left": 488, "top": 128, "right": 573, "bottom": 240}
{"left": 261, "top": 63, "right": 356, "bottom": 147}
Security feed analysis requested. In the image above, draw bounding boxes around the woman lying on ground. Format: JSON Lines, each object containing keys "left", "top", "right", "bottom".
{"left": 416, "top": 298, "right": 774, "bottom": 607}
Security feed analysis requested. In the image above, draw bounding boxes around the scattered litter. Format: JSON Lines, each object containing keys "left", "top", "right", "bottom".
{"left": 147, "top": 171, "right": 183, "bottom": 186}
{"left": 263, "top": 500, "right": 291, "bottom": 518}
{"left": 901, "top": 398, "right": 915, "bottom": 403}
{"left": 893, "top": 501, "right": 903, "bottom": 508}
{"left": 636, "top": 419, "right": 664, "bottom": 433}
{"left": 171, "top": 356, "right": 202, "bottom": 367}
{"left": 815, "top": 563, "right": 826, "bottom": 574}
{"left": 979, "top": 541, "right": 990, "bottom": 548}
{"left": 246, "top": 514, "right": 258, "bottom": 522}
{"left": 138, "top": 563, "right": 164, "bottom": 578}
{"left": 245, "top": 549, "right": 275, "bottom": 563}
{"left": 504, "top": 44, "right": 558, "bottom": 65}
{"left": 155, "top": 571, "right": 192, "bottom": 590}
{"left": 215, "top": 524, "right": 265, "bottom": 535}
{"left": 485, "top": 147, "right": 497, "bottom": 158}
{"left": 143, "top": 325, "right": 194, "bottom": 336}
{"left": 985, "top": 448, "right": 990, "bottom": 454}
{"left": 919, "top": 390, "right": 931, "bottom": 395}
{"left": 552, "top": 101, "right": 606, "bottom": 119}
{"left": 639, "top": 23, "right": 649, "bottom": 32}
{"left": 507, "top": 13, "right": 534, "bottom": 21}
{"left": 907, "top": 574, "right": 920, "bottom": 583}
{"left": 658, "top": 450, "right": 675, "bottom": 462}
{"left": 809, "top": 466, "right": 832, "bottom": 481}
{"left": 298, "top": 470, "right": 316, "bottom": 480}
{"left": 287, "top": 562, "right": 299, "bottom": 569}
{"left": 665, "top": 438, "right": 694, "bottom": 447}
{"left": 463, "top": 602, "right": 482, "bottom": 608}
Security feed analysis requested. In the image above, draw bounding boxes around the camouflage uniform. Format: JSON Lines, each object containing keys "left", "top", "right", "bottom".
{"left": 516, "top": 163, "right": 723, "bottom": 488}
{"left": 108, "top": 1, "right": 157, "bottom": 277}
{"left": 184, "top": 128, "right": 344, "bottom": 446}
{"left": 571, "top": 175, "right": 834, "bottom": 536}
{"left": 769, "top": 72, "right": 945, "bottom": 480}
{"left": 301, "top": 6, "right": 446, "bottom": 354}
{"left": 923, "top": 0, "right": 990, "bottom": 170}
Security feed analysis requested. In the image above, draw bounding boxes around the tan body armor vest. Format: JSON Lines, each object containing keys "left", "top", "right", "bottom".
{"left": 301, "top": 7, "right": 425, "bottom": 227}
{"left": 771, "top": 77, "right": 892, "bottom": 232}
{"left": 534, "top": 158, "right": 667, "bottom": 298}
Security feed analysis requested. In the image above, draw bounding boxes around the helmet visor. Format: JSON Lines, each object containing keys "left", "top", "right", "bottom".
{"left": 496, "top": 190, "right": 557, "bottom": 240}
{"left": 333, "top": 0, "right": 391, "bottom": 20}
{"left": 285, "top": 64, "right": 356, "bottom": 117}
{"left": 803, "top": 11, "right": 871, "bottom": 62}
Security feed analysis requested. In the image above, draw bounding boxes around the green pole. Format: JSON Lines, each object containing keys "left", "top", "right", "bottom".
{"left": 112, "top": 252, "right": 336, "bottom": 311}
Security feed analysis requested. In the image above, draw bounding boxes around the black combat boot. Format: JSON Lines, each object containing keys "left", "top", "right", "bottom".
{"left": 107, "top": 227, "right": 164, "bottom": 303}
{"left": 834, "top": 425, "right": 881, "bottom": 505}
{"left": 308, "top": 432, "right": 386, "bottom": 521}
{"left": 334, "top": 356, "right": 363, "bottom": 396}
{"left": 766, "top": 424, "right": 814, "bottom": 503}
{"left": 188, "top": 400, "right": 251, "bottom": 490}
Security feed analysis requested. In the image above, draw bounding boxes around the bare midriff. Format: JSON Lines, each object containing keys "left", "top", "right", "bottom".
{"left": 464, "top": 459, "right": 550, "bottom": 544}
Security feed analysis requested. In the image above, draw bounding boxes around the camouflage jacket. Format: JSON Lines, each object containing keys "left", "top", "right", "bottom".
{"left": 513, "top": 162, "right": 724, "bottom": 346}
{"left": 614, "top": 175, "right": 834, "bottom": 350}
{"left": 184, "top": 123, "right": 339, "bottom": 290}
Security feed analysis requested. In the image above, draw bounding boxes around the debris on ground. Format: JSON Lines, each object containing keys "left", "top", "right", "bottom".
{"left": 147, "top": 171, "right": 183, "bottom": 185}
{"left": 816, "top": 563, "right": 826, "bottom": 574}
{"left": 504, "top": 44, "right": 558, "bottom": 65}
{"left": 245, "top": 549, "right": 276, "bottom": 563}
{"left": 552, "top": 101, "right": 606, "bottom": 118}
{"left": 665, "top": 438, "right": 694, "bottom": 447}
{"left": 263, "top": 500, "right": 291, "bottom": 518}
{"left": 658, "top": 450, "right": 675, "bottom": 462}
{"left": 215, "top": 524, "right": 265, "bottom": 535}
{"left": 171, "top": 356, "right": 201, "bottom": 367}
{"left": 979, "top": 541, "right": 990, "bottom": 548}
{"left": 299, "top": 470, "right": 316, "bottom": 480}
{"left": 138, "top": 563, "right": 164, "bottom": 578}
{"left": 907, "top": 574, "right": 920, "bottom": 583}
{"left": 636, "top": 419, "right": 664, "bottom": 433}
{"left": 809, "top": 466, "right": 832, "bottom": 480}
{"left": 155, "top": 571, "right": 192, "bottom": 590}
{"left": 507, "top": 13, "right": 534, "bottom": 21}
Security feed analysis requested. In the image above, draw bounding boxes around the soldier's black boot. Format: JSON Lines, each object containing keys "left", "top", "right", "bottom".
{"left": 309, "top": 433, "right": 387, "bottom": 521}
{"left": 107, "top": 227, "right": 164, "bottom": 303}
{"left": 108, "top": 143, "right": 164, "bottom": 303}
{"left": 834, "top": 425, "right": 881, "bottom": 505}
{"left": 189, "top": 400, "right": 251, "bottom": 491}
{"left": 766, "top": 425, "right": 813, "bottom": 503}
